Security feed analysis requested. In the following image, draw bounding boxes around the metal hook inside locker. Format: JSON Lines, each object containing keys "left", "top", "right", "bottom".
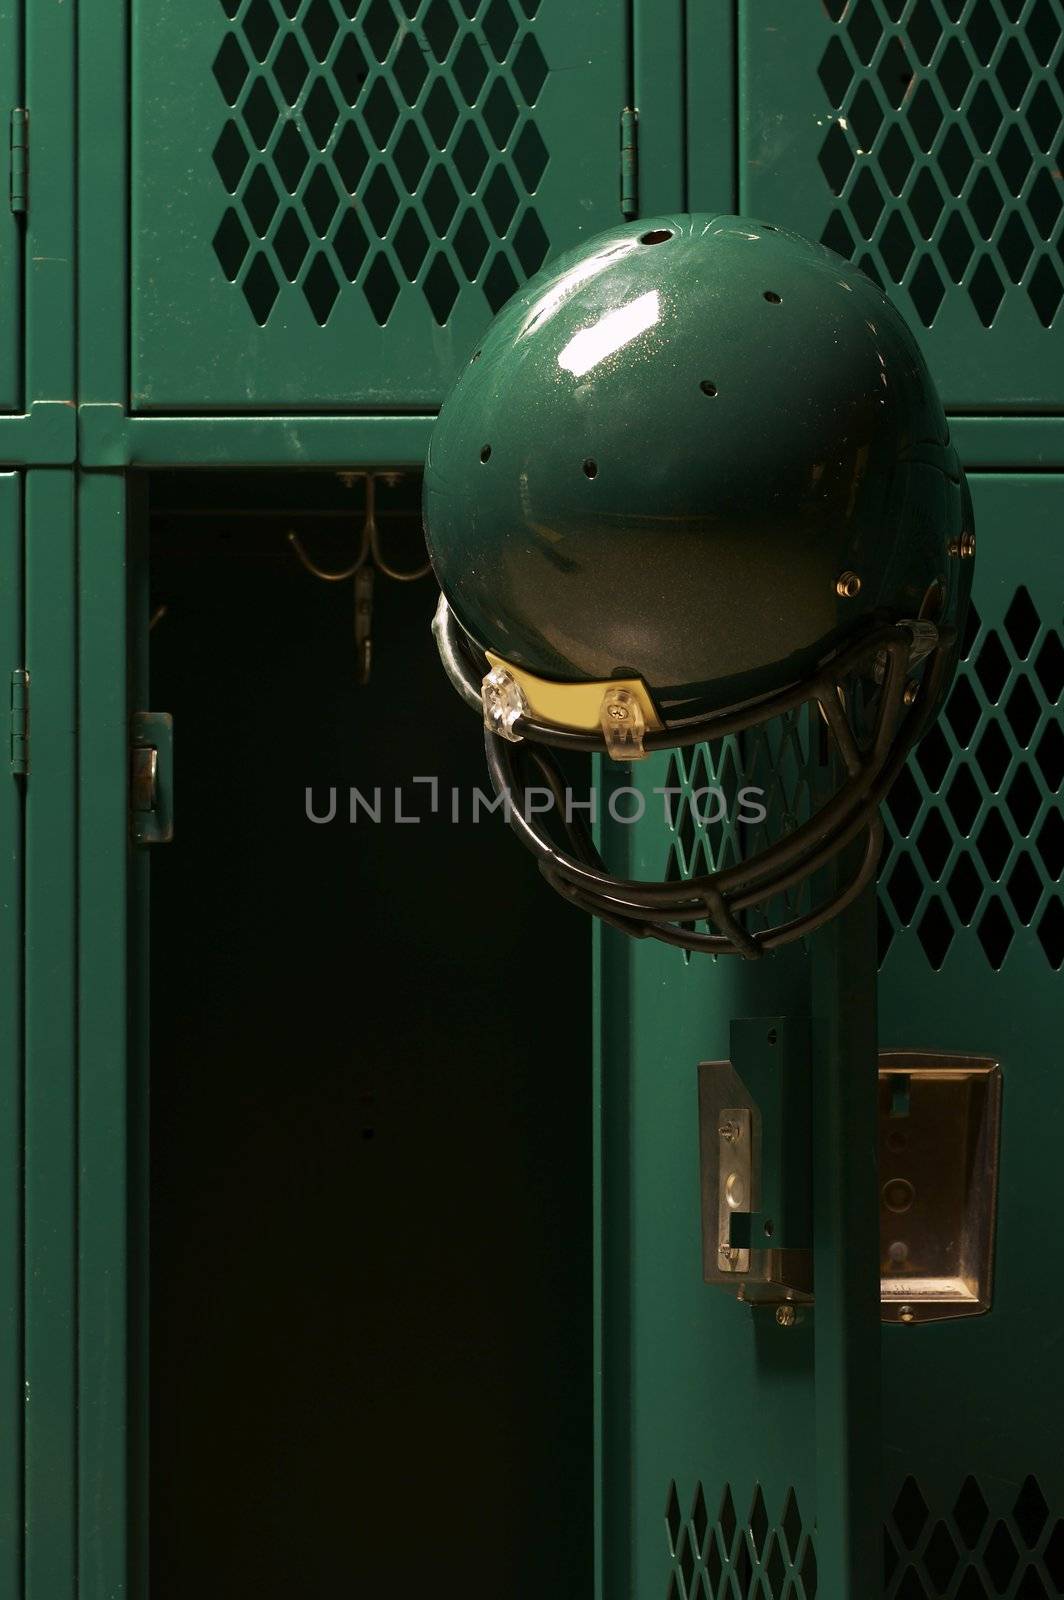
{"left": 287, "top": 471, "right": 431, "bottom": 684}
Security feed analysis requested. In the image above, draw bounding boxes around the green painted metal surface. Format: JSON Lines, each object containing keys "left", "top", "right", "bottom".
{"left": 131, "top": 0, "right": 628, "bottom": 410}
{"left": 878, "top": 473, "right": 1064, "bottom": 1595}
{"left": 740, "top": 0, "right": 1064, "bottom": 412}
{"left": 685, "top": 0, "right": 734, "bottom": 219}
{"left": 23, "top": 470, "right": 77, "bottom": 1600}
{"left": 0, "top": 0, "right": 75, "bottom": 454}
{"left": 0, "top": 5, "right": 22, "bottom": 412}
{"left": 0, "top": 472, "right": 23, "bottom": 1600}
{"left": 595, "top": 885, "right": 816, "bottom": 1597}
{"left": 24, "top": 0, "right": 74, "bottom": 417}
{"left": 77, "top": 0, "right": 127, "bottom": 413}
{"left": 595, "top": 725, "right": 885, "bottom": 1596}
{"left": 77, "top": 406, "right": 435, "bottom": 467}
{"left": 809, "top": 876, "right": 882, "bottom": 1598}
{"left": 77, "top": 473, "right": 131, "bottom": 1600}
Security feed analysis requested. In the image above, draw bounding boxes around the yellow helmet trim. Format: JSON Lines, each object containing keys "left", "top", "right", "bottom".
{"left": 484, "top": 651, "right": 663, "bottom": 734}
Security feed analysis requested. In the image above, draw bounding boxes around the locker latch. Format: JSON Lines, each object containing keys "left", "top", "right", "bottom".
{"left": 699, "top": 1043, "right": 1002, "bottom": 1323}
{"left": 699, "top": 1018, "right": 814, "bottom": 1310}
{"left": 131, "top": 710, "right": 173, "bottom": 845}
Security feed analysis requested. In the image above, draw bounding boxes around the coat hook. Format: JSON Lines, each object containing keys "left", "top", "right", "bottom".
{"left": 288, "top": 472, "right": 430, "bottom": 682}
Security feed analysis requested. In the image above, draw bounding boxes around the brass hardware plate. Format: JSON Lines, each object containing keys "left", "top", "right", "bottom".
{"left": 130, "top": 710, "right": 174, "bottom": 846}
{"left": 130, "top": 745, "right": 158, "bottom": 814}
{"left": 698, "top": 1051, "right": 813, "bottom": 1305}
{"left": 698, "top": 1046, "right": 1000, "bottom": 1320}
{"left": 879, "top": 1051, "right": 1001, "bottom": 1325}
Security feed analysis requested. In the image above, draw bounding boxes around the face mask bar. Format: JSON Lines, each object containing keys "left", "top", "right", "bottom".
{"left": 433, "top": 594, "right": 956, "bottom": 957}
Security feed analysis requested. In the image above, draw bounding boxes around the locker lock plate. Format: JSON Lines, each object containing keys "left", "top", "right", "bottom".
{"left": 700, "top": 1044, "right": 1001, "bottom": 1322}
{"left": 879, "top": 1051, "right": 1001, "bottom": 1325}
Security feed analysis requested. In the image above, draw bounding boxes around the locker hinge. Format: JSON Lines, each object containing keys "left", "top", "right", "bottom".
{"left": 9, "top": 109, "right": 28, "bottom": 215}
{"left": 620, "top": 106, "right": 638, "bottom": 219}
{"left": 10, "top": 669, "right": 29, "bottom": 775}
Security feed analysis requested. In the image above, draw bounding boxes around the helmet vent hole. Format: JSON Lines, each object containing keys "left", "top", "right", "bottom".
{"left": 471, "top": 349, "right": 482, "bottom": 362}
{"left": 700, "top": 380, "right": 718, "bottom": 397}
{"left": 480, "top": 444, "right": 492, "bottom": 463}
{"left": 582, "top": 458, "right": 598, "bottom": 479}
{"left": 639, "top": 228, "right": 673, "bottom": 245}
{"left": 763, "top": 290, "right": 782, "bottom": 303}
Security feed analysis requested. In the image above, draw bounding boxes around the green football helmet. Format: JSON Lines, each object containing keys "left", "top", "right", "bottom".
{"left": 424, "top": 214, "right": 973, "bottom": 958}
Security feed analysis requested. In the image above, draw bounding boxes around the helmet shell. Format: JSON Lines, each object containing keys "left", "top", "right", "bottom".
{"left": 424, "top": 214, "right": 971, "bottom": 716}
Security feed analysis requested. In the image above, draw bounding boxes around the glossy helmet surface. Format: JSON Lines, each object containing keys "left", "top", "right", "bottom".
{"left": 424, "top": 214, "right": 974, "bottom": 958}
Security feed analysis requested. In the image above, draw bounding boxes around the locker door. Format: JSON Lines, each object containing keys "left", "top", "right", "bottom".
{"left": 0, "top": 2, "right": 22, "bottom": 410}
{"left": 599, "top": 5, "right": 1064, "bottom": 1597}
{"left": 738, "top": 0, "right": 1064, "bottom": 411}
{"left": 130, "top": 0, "right": 629, "bottom": 411}
{"left": 878, "top": 474, "right": 1064, "bottom": 1593}
{"left": 595, "top": 746, "right": 880, "bottom": 1599}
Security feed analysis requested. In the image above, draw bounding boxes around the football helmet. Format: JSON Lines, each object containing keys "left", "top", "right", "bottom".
{"left": 424, "top": 214, "right": 973, "bottom": 957}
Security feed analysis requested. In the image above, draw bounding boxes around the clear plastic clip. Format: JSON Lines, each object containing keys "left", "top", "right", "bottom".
{"left": 600, "top": 685, "right": 648, "bottom": 761}
{"left": 903, "top": 619, "right": 939, "bottom": 668}
{"left": 482, "top": 665, "right": 529, "bottom": 742}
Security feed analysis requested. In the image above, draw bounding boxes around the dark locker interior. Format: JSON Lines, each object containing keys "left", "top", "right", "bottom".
{"left": 145, "top": 472, "right": 593, "bottom": 1596}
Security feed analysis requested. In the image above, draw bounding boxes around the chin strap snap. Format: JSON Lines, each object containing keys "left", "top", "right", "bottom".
{"left": 481, "top": 665, "right": 529, "bottom": 742}
{"left": 599, "top": 685, "right": 648, "bottom": 760}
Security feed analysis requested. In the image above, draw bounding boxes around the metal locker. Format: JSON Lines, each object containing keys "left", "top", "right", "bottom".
{"left": 741, "top": 0, "right": 1064, "bottom": 410}
{"left": 596, "top": 2, "right": 1064, "bottom": 1596}
{"left": 129, "top": 0, "right": 627, "bottom": 409}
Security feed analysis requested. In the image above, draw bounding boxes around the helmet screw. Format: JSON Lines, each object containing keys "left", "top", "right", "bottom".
{"left": 836, "top": 571, "right": 862, "bottom": 599}
{"left": 718, "top": 1119, "right": 741, "bottom": 1143}
{"left": 606, "top": 702, "right": 630, "bottom": 721}
{"left": 949, "top": 530, "right": 976, "bottom": 559}
{"left": 899, "top": 1305, "right": 916, "bottom": 1324}
{"left": 775, "top": 1304, "right": 797, "bottom": 1328}
{"left": 903, "top": 679, "right": 920, "bottom": 706}
{"left": 719, "top": 1241, "right": 738, "bottom": 1263}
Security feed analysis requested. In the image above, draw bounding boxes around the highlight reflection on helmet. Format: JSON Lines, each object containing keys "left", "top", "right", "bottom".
{"left": 424, "top": 214, "right": 974, "bottom": 958}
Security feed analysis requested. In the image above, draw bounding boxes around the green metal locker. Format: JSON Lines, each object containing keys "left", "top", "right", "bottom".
{"left": 594, "top": 3, "right": 1064, "bottom": 1598}
{"left": 0, "top": 0, "right": 1062, "bottom": 1597}
{"left": 742, "top": 0, "right": 1064, "bottom": 409}
{"left": 129, "top": 0, "right": 626, "bottom": 409}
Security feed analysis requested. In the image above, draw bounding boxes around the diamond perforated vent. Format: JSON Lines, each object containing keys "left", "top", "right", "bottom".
{"left": 666, "top": 1476, "right": 1064, "bottom": 1597}
{"left": 878, "top": 588, "right": 1064, "bottom": 972}
{"left": 665, "top": 1482, "right": 818, "bottom": 1600}
{"left": 662, "top": 709, "right": 821, "bottom": 959}
{"left": 885, "top": 1473, "right": 1064, "bottom": 1597}
{"left": 816, "top": 0, "right": 1064, "bottom": 328}
{"left": 210, "top": 0, "right": 551, "bottom": 326}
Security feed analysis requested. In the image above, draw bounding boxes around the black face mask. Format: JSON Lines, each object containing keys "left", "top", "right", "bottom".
{"left": 434, "top": 594, "right": 957, "bottom": 959}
